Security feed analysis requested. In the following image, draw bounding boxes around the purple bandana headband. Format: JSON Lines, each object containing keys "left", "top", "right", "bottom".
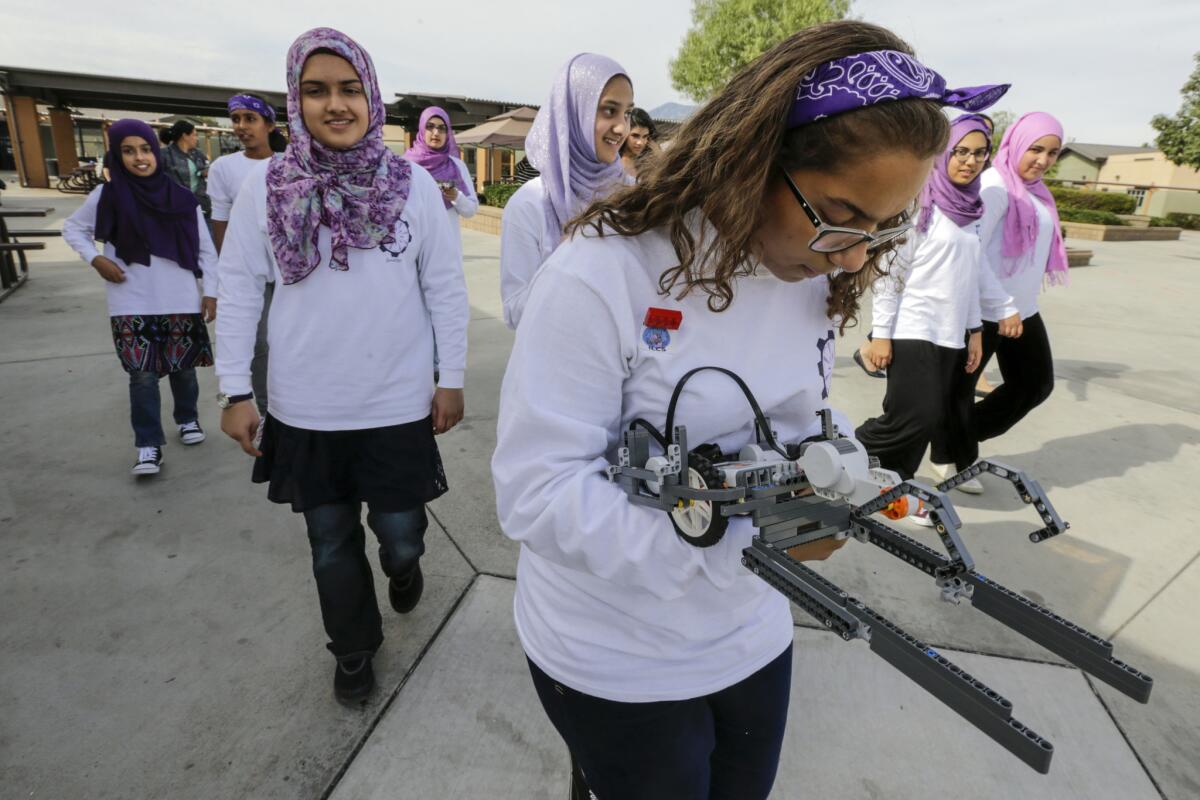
{"left": 228, "top": 94, "right": 276, "bottom": 122}
{"left": 788, "top": 50, "right": 1009, "bottom": 128}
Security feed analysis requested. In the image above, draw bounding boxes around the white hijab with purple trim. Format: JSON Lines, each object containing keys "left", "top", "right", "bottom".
{"left": 266, "top": 28, "right": 412, "bottom": 285}
{"left": 524, "top": 53, "right": 629, "bottom": 246}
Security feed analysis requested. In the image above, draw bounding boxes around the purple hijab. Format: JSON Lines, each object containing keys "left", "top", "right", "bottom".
{"left": 990, "top": 112, "right": 1069, "bottom": 285}
{"left": 96, "top": 119, "right": 200, "bottom": 275}
{"left": 405, "top": 106, "right": 470, "bottom": 209}
{"left": 266, "top": 28, "right": 412, "bottom": 285}
{"left": 917, "top": 114, "right": 992, "bottom": 233}
{"left": 524, "top": 53, "right": 629, "bottom": 244}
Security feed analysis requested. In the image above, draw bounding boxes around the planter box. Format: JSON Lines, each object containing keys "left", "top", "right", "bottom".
{"left": 1066, "top": 248, "right": 1093, "bottom": 267}
{"left": 1060, "top": 222, "right": 1182, "bottom": 241}
{"left": 1116, "top": 214, "right": 1152, "bottom": 228}
{"left": 460, "top": 205, "right": 503, "bottom": 236}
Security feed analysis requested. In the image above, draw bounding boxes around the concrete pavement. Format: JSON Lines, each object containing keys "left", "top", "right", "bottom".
{"left": 1, "top": 180, "right": 1195, "bottom": 798}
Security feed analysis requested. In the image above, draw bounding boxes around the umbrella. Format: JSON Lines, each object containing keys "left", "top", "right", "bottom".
{"left": 455, "top": 106, "right": 537, "bottom": 148}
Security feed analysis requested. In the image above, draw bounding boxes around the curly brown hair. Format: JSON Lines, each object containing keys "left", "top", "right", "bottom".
{"left": 568, "top": 20, "right": 950, "bottom": 331}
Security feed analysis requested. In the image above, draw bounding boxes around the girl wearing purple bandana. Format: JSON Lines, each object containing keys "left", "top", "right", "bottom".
{"left": 215, "top": 28, "right": 469, "bottom": 705}
{"left": 499, "top": 52, "right": 635, "bottom": 329}
{"left": 63, "top": 118, "right": 218, "bottom": 476}
{"left": 404, "top": 106, "right": 478, "bottom": 260}
{"left": 970, "top": 112, "right": 1067, "bottom": 449}
{"left": 209, "top": 93, "right": 287, "bottom": 416}
{"left": 855, "top": 113, "right": 1018, "bottom": 508}
{"left": 493, "top": 21, "right": 1004, "bottom": 800}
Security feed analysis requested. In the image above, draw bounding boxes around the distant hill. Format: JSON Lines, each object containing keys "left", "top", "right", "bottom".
{"left": 648, "top": 102, "right": 698, "bottom": 123}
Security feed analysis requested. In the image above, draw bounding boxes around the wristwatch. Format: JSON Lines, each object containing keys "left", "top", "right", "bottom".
{"left": 216, "top": 391, "right": 254, "bottom": 409}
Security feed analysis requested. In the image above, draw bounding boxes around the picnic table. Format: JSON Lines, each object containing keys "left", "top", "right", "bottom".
{"left": 0, "top": 206, "right": 55, "bottom": 302}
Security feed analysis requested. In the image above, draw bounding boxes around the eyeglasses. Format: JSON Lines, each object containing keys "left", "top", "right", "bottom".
{"left": 425, "top": 123, "right": 448, "bottom": 134}
{"left": 780, "top": 170, "right": 912, "bottom": 254}
{"left": 950, "top": 147, "right": 990, "bottom": 163}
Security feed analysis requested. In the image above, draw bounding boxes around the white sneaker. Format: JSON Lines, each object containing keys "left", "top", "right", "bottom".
{"left": 132, "top": 446, "right": 163, "bottom": 475}
{"left": 179, "top": 421, "right": 206, "bottom": 445}
{"left": 909, "top": 506, "right": 935, "bottom": 527}
{"left": 932, "top": 462, "right": 984, "bottom": 495}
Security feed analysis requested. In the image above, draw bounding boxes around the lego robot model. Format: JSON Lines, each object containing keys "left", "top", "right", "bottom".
{"left": 605, "top": 366, "right": 1153, "bottom": 774}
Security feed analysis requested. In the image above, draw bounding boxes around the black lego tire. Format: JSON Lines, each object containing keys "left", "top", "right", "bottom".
{"left": 669, "top": 452, "right": 730, "bottom": 548}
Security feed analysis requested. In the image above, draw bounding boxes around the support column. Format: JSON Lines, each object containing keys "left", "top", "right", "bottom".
{"left": 489, "top": 148, "right": 503, "bottom": 186}
{"left": 3, "top": 95, "right": 48, "bottom": 188}
{"left": 49, "top": 108, "right": 79, "bottom": 175}
{"left": 474, "top": 146, "right": 487, "bottom": 193}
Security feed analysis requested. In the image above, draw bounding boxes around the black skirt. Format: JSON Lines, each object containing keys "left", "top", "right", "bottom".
{"left": 252, "top": 414, "right": 448, "bottom": 513}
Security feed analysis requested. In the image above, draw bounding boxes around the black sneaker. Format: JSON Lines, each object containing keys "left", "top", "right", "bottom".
{"left": 333, "top": 656, "right": 375, "bottom": 704}
{"left": 179, "top": 421, "right": 206, "bottom": 445}
{"left": 388, "top": 563, "right": 424, "bottom": 614}
{"left": 131, "top": 446, "right": 164, "bottom": 476}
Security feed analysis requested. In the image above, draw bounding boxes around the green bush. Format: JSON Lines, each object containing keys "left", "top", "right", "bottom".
{"left": 482, "top": 183, "right": 521, "bottom": 209}
{"left": 1148, "top": 217, "right": 1175, "bottom": 227}
{"left": 1166, "top": 212, "right": 1200, "bottom": 230}
{"left": 1049, "top": 186, "right": 1137, "bottom": 215}
{"left": 1058, "top": 207, "right": 1127, "bottom": 226}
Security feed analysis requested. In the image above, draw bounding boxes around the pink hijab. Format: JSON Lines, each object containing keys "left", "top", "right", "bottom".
{"left": 990, "top": 112, "right": 1069, "bottom": 286}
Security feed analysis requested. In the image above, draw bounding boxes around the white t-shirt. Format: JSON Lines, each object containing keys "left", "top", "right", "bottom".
{"left": 499, "top": 177, "right": 557, "bottom": 329}
{"left": 978, "top": 169, "right": 1054, "bottom": 321}
{"left": 62, "top": 186, "right": 217, "bottom": 317}
{"left": 441, "top": 157, "right": 479, "bottom": 228}
{"left": 208, "top": 151, "right": 271, "bottom": 223}
{"left": 872, "top": 206, "right": 1017, "bottom": 348}
{"left": 215, "top": 160, "right": 469, "bottom": 431}
{"left": 492, "top": 219, "right": 846, "bottom": 703}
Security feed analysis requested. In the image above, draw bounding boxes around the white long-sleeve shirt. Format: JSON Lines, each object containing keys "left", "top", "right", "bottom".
{"left": 62, "top": 186, "right": 217, "bottom": 316}
{"left": 208, "top": 151, "right": 271, "bottom": 223}
{"left": 443, "top": 157, "right": 478, "bottom": 227}
{"left": 493, "top": 219, "right": 847, "bottom": 703}
{"left": 499, "top": 177, "right": 557, "bottom": 329}
{"left": 215, "top": 160, "right": 469, "bottom": 431}
{"left": 872, "top": 206, "right": 1017, "bottom": 348}
{"left": 978, "top": 169, "right": 1054, "bottom": 321}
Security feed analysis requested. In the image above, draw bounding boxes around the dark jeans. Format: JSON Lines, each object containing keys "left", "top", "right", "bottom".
{"left": 528, "top": 645, "right": 793, "bottom": 800}
{"left": 128, "top": 368, "right": 199, "bottom": 447}
{"left": 855, "top": 338, "right": 978, "bottom": 480}
{"left": 974, "top": 313, "right": 1054, "bottom": 443}
{"left": 301, "top": 502, "right": 428, "bottom": 660}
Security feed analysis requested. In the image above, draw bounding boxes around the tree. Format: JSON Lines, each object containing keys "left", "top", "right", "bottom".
{"left": 989, "top": 110, "right": 1015, "bottom": 153}
{"left": 669, "top": 0, "right": 851, "bottom": 102}
{"left": 1151, "top": 52, "right": 1200, "bottom": 170}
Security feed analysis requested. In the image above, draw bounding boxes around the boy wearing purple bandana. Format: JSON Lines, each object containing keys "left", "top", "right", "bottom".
{"left": 215, "top": 29, "right": 468, "bottom": 704}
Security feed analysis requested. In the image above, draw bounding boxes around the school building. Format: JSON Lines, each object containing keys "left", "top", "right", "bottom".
{"left": 1056, "top": 142, "right": 1200, "bottom": 218}
{"left": 0, "top": 65, "right": 540, "bottom": 192}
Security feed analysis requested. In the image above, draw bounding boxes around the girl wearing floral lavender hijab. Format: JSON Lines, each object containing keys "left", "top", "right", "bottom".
{"left": 215, "top": 28, "right": 468, "bottom": 704}
{"left": 492, "top": 21, "right": 1006, "bottom": 798}
{"left": 499, "top": 52, "right": 634, "bottom": 329}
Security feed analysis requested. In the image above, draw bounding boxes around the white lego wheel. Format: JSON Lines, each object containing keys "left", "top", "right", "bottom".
{"left": 670, "top": 463, "right": 729, "bottom": 548}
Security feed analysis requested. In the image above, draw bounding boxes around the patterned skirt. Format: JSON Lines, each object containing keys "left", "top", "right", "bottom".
{"left": 110, "top": 314, "right": 214, "bottom": 376}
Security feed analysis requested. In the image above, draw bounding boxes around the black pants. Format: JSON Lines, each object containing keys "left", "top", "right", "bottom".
{"left": 301, "top": 502, "right": 428, "bottom": 661}
{"left": 855, "top": 339, "right": 977, "bottom": 480}
{"left": 974, "top": 313, "right": 1054, "bottom": 443}
{"left": 528, "top": 645, "right": 792, "bottom": 800}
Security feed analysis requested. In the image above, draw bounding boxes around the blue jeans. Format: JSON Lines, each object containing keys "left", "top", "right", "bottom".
{"left": 301, "top": 502, "right": 428, "bottom": 660}
{"left": 529, "top": 645, "right": 793, "bottom": 800}
{"left": 128, "top": 368, "right": 199, "bottom": 447}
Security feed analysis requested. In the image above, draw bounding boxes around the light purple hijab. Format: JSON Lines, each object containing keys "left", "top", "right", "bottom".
{"left": 266, "top": 28, "right": 412, "bottom": 285}
{"left": 524, "top": 53, "right": 629, "bottom": 244}
{"left": 917, "top": 114, "right": 992, "bottom": 233}
{"left": 990, "top": 111, "right": 1069, "bottom": 285}
{"left": 405, "top": 106, "right": 471, "bottom": 209}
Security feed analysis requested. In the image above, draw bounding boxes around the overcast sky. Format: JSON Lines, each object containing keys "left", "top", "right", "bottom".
{"left": 2, "top": 0, "right": 1196, "bottom": 145}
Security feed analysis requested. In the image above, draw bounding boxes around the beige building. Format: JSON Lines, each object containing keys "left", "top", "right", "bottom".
{"left": 1057, "top": 143, "right": 1200, "bottom": 218}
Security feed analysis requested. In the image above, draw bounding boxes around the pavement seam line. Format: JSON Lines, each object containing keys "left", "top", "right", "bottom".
{"left": 1082, "top": 673, "right": 1170, "bottom": 800}
{"left": 426, "top": 504, "right": 480, "bottom": 575}
{"left": 0, "top": 351, "right": 113, "bottom": 366}
{"left": 1109, "top": 548, "right": 1200, "bottom": 640}
{"left": 318, "top": 573, "right": 479, "bottom": 800}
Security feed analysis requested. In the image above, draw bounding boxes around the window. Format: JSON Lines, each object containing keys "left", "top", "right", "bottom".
{"left": 1126, "top": 187, "right": 1148, "bottom": 211}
